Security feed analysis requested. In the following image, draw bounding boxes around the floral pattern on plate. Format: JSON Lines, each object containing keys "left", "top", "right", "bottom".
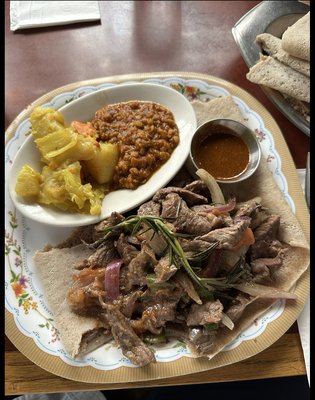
{"left": 4, "top": 77, "right": 294, "bottom": 370}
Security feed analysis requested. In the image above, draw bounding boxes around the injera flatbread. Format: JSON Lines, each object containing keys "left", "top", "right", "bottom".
{"left": 281, "top": 12, "right": 310, "bottom": 61}
{"left": 33, "top": 244, "right": 109, "bottom": 358}
{"left": 281, "top": 93, "right": 310, "bottom": 123}
{"left": 256, "top": 33, "right": 310, "bottom": 77}
{"left": 191, "top": 95, "right": 246, "bottom": 126}
{"left": 246, "top": 55, "right": 310, "bottom": 103}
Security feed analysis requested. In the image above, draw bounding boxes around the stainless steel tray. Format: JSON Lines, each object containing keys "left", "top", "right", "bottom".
{"left": 232, "top": 0, "right": 310, "bottom": 136}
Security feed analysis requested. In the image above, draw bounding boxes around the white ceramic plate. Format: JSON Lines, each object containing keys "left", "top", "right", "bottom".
{"left": 5, "top": 77, "right": 295, "bottom": 377}
{"left": 8, "top": 83, "right": 197, "bottom": 227}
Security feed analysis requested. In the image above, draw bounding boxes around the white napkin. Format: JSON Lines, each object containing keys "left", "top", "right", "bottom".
{"left": 296, "top": 168, "right": 310, "bottom": 387}
{"left": 10, "top": 1, "right": 101, "bottom": 31}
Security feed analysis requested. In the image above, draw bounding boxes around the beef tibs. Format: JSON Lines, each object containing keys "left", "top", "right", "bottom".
{"left": 65, "top": 176, "right": 297, "bottom": 366}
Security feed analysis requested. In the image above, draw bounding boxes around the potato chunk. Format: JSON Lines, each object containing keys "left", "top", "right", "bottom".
{"left": 84, "top": 142, "right": 119, "bottom": 184}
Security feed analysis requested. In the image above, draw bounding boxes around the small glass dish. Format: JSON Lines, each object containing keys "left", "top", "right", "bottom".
{"left": 186, "top": 118, "right": 261, "bottom": 184}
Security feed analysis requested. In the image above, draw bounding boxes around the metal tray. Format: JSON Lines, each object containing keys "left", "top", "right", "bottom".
{"left": 232, "top": 0, "right": 310, "bottom": 136}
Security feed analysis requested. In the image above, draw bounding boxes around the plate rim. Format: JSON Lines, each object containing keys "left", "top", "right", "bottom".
{"left": 5, "top": 71, "right": 310, "bottom": 384}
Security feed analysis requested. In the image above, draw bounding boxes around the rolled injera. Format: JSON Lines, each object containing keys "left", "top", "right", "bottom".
{"left": 281, "top": 11, "right": 310, "bottom": 61}
{"left": 246, "top": 55, "right": 310, "bottom": 103}
{"left": 256, "top": 33, "right": 310, "bottom": 77}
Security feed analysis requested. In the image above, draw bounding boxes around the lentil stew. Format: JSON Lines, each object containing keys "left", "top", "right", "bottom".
{"left": 92, "top": 101, "right": 180, "bottom": 190}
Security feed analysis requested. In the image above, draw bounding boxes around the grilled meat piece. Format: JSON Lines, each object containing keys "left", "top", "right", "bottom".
{"left": 250, "top": 239, "right": 284, "bottom": 260}
{"left": 225, "top": 293, "right": 253, "bottom": 322}
{"left": 104, "top": 303, "right": 156, "bottom": 366}
{"left": 94, "top": 212, "right": 125, "bottom": 238}
{"left": 116, "top": 234, "right": 140, "bottom": 265}
{"left": 196, "top": 219, "right": 251, "bottom": 249}
{"left": 253, "top": 215, "right": 280, "bottom": 241}
{"left": 153, "top": 186, "right": 208, "bottom": 206}
{"left": 188, "top": 327, "right": 217, "bottom": 355}
{"left": 131, "top": 287, "right": 183, "bottom": 335}
{"left": 160, "top": 192, "right": 182, "bottom": 219}
{"left": 162, "top": 193, "right": 214, "bottom": 235}
{"left": 184, "top": 180, "right": 209, "bottom": 196}
{"left": 67, "top": 267, "right": 106, "bottom": 316}
{"left": 154, "top": 255, "right": 177, "bottom": 283}
{"left": 74, "top": 239, "right": 119, "bottom": 270}
{"left": 125, "top": 244, "right": 157, "bottom": 289}
{"left": 186, "top": 299, "right": 223, "bottom": 326}
{"left": 79, "top": 327, "right": 112, "bottom": 355}
{"left": 250, "top": 256, "right": 282, "bottom": 283}
{"left": 137, "top": 200, "right": 161, "bottom": 217}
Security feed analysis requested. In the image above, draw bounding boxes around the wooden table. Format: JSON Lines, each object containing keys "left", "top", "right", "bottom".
{"left": 5, "top": 1, "right": 309, "bottom": 396}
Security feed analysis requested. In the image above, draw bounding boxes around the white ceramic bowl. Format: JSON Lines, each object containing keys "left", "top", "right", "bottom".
{"left": 8, "top": 83, "right": 197, "bottom": 227}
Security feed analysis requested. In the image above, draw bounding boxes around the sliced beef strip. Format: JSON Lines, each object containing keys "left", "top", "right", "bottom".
{"left": 154, "top": 255, "right": 177, "bottom": 283}
{"left": 180, "top": 238, "right": 215, "bottom": 256}
{"left": 250, "top": 256, "right": 282, "bottom": 283}
{"left": 251, "top": 256, "right": 282, "bottom": 273}
{"left": 233, "top": 199, "right": 261, "bottom": 219}
{"left": 250, "top": 239, "right": 284, "bottom": 260}
{"left": 125, "top": 244, "right": 157, "bottom": 289}
{"left": 74, "top": 239, "right": 119, "bottom": 270}
{"left": 186, "top": 299, "right": 223, "bottom": 326}
{"left": 187, "top": 327, "right": 217, "bottom": 355}
{"left": 160, "top": 192, "right": 182, "bottom": 219}
{"left": 249, "top": 215, "right": 283, "bottom": 261}
{"left": 171, "top": 271, "right": 201, "bottom": 304}
{"left": 94, "top": 212, "right": 125, "bottom": 238}
{"left": 184, "top": 180, "right": 209, "bottom": 196}
{"left": 253, "top": 215, "right": 280, "bottom": 241}
{"left": 131, "top": 287, "right": 183, "bottom": 335}
{"left": 162, "top": 194, "right": 215, "bottom": 235}
{"left": 116, "top": 234, "right": 140, "bottom": 265}
{"left": 165, "top": 322, "right": 217, "bottom": 356}
{"left": 104, "top": 303, "right": 156, "bottom": 366}
{"left": 137, "top": 200, "right": 161, "bottom": 217}
{"left": 153, "top": 187, "right": 208, "bottom": 206}
{"left": 196, "top": 219, "right": 251, "bottom": 250}
{"left": 79, "top": 327, "right": 112, "bottom": 355}
{"left": 67, "top": 267, "right": 106, "bottom": 316}
{"left": 119, "top": 290, "right": 143, "bottom": 318}
{"left": 224, "top": 293, "right": 254, "bottom": 322}
{"left": 191, "top": 205, "right": 235, "bottom": 228}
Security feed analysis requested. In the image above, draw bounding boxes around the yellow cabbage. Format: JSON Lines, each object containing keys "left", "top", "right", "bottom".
{"left": 30, "top": 107, "right": 65, "bottom": 140}
{"left": 15, "top": 165, "right": 42, "bottom": 199}
{"left": 35, "top": 128, "right": 97, "bottom": 166}
{"left": 38, "top": 162, "right": 105, "bottom": 214}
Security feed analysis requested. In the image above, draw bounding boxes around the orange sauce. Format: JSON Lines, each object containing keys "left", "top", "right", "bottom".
{"left": 195, "top": 132, "right": 249, "bottom": 180}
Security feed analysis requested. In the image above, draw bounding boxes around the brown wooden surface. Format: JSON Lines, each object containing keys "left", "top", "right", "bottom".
{"left": 5, "top": 333, "right": 306, "bottom": 395}
{"left": 5, "top": 0, "right": 309, "bottom": 396}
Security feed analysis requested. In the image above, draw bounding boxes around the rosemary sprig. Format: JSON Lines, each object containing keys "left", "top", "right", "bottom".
{"left": 101, "top": 215, "right": 233, "bottom": 293}
{"left": 187, "top": 241, "right": 220, "bottom": 263}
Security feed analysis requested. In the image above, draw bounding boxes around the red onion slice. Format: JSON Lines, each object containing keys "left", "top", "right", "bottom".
{"left": 212, "top": 196, "right": 236, "bottom": 213}
{"left": 105, "top": 259, "right": 124, "bottom": 303}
